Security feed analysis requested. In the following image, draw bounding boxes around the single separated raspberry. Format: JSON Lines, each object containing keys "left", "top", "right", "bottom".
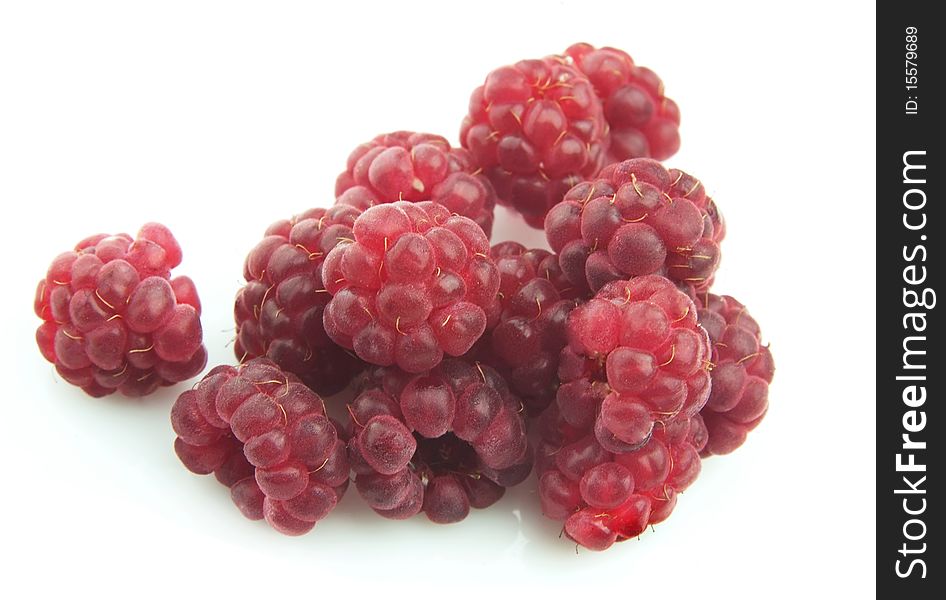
{"left": 694, "top": 293, "right": 775, "bottom": 456}
{"left": 536, "top": 404, "right": 703, "bottom": 551}
{"left": 34, "top": 223, "right": 206, "bottom": 398}
{"left": 545, "top": 158, "right": 725, "bottom": 295}
{"left": 478, "top": 241, "right": 584, "bottom": 414}
{"left": 348, "top": 359, "right": 532, "bottom": 523}
{"left": 460, "top": 56, "right": 607, "bottom": 229}
{"left": 234, "top": 205, "right": 365, "bottom": 396}
{"left": 322, "top": 201, "right": 500, "bottom": 373}
{"left": 557, "top": 275, "right": 711, "bottom": 454}
{"left": 335, "top": 131, "right": 497, "bottom": 237}
{"left": 171, "top": 358, "right": 350, "bottom": 536}
{"left": 564, "top": 43, "right": 681, "bottom": 162}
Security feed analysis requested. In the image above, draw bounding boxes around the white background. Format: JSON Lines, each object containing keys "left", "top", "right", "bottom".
{"left": 0, "top": 1, "right": 876, "bottom": 597}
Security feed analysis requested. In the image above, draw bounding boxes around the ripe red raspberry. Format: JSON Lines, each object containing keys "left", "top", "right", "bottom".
{"left": 478, "top": 241, "right": 584, "bottom": 414}
{"left": 171, "top": 359, "right": 350, "bottom": 536}
{"left": 545, "top": 158, "right": 725, "bottom": 294}
{"left": 234, "top": 205, "right": 365, "bottom": 395}
{"left": 335, "top": 131, "right": 497, "bottom": 237}
{"left": 536, "top": 404, "right": 703, "bottom": 551}
{"left": 460, "top": 56, "right": 607, "bottom": 229}
{"left": 348, "top": 359, "right": 532, "bottom": 523}
{"left": 558, "top": 275, "right": 711, "bottom": 454}
{"left": 34, "top": 223, "right": 207, "bottom": 398}
{"left": 564, "top": 43, "right": 681, "bottom": 162}
{"left": 322, "top": 201, "right": 500, "bottom": 373}
{"left": 695, "top": 293, "right": 775, "bottom": 456}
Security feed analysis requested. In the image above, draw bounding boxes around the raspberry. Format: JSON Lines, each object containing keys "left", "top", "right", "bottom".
{"left": 348, "top": 359, "right": 532, "bottom": 523}
{"left": 34, "top": 223, "right": 207, "bottom": 398}
{"left": 545, "top": 158, "right": 725, "bottom": 294}
{"left": 322, "top": 201, "right": 500, "bottom": 373}
{"left": 234, "top": 205, "right": 365, "bottom": 395}
{"left": 558, "top": 275, "right": 711, "bottom": 454}
{"left": 694, "top": 293, "right": 775, "bottom": 456}
{"left": 460, "top": 56, "right": 607, "bottom": 228}
{"left": 535, "top": 407, "right": 703, "bottom": 551}
{"left": 564, "top": 43, "right": 681, "bottom": 162}
{"left": 335, "top": 131, "right": 498, "bottom": 237}
{"left": 171, "top": 359, "right": 349, "bottom": 535}
{"left": 476, "top": 241, "right": 584, "bottom": 414}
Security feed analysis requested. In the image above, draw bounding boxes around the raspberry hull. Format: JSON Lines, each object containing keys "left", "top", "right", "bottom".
{"left": 545, "top": 158, "right": 725, "bottom": 295}
{"left": 461, "top": 56, "right": 607, "bottom": 229}
{"left": 348, "top": 359, "right": 532, "bottom": 523}
{"left": 322, "top": 202, "right": 500, "bottom": 373}
{"left": 34, "top": 223, "right": 207, "bottom": 397}
{"left": 171, "top": 359, "right": 349, "bottom": 535}
{"left": 335, "top": 131, "right": 497, "bottom": 237}
{"left": 694, "top": 293, "right": 774, "bottom": 456}
{"left": 565, "top": 43, "right": 681, "bottom": 162}
{"left": 234, "top": 205, "right": 365, "bottom": 395}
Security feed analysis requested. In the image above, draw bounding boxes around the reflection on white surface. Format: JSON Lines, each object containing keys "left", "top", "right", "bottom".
{"left": 505, "top": 509, "right": 531, "bottom": 558}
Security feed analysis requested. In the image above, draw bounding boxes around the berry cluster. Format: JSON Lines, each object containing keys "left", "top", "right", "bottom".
{"left": 460, "top": 44, "right": 683, "bottom": 228}
{"left": 348, "top": 359, "right": 531, "bottom": 523}
{"left": 34, "top": 223, "right": 207, "bottom": 397}
{"left": 565, "top": 43, "right": 681, "bottom": 163}
{"left": 694, "top": 293, "right": 774, "bottom": 456}
{"left": 234, "top": 205, "right": 365, "bottom": 395}
{"left": 172, "top": 359, "right": 349, "bottom": 535}
{"left": 336, "top": 131, "right": 497, "bottom": 236}
{"left": 478, "top": 241, "right": 580, "bottom": 414}
{"left": 533, "top": 276, "right": 712, "bottom": 549}
{"left": 322, "top": 201, "right": 499, "bottom": 373}
{"left": 545, "top": 158, "right": 725, "bottom": 295}
{"left": 537, "top": 409, "right": 704, "bottom": 550}
{"left": 460, "top": 56, "right": 607, "bottom": 228}
{"left": 34, "top": 41, "right": 774, "bottom": 552}
{"left": 558, "top": 275, "right": 711, "bottom": 451}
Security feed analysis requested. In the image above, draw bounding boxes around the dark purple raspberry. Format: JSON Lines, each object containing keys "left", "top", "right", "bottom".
{"left": 335, "top": 131, "right": 497, "bottom": 237}
{"left": 545, "top": 158, "right": 725, "bottom": 294}
{"left": 694, "top": 293, "right": 775, "bottom": 456}
{"left": 460, "top": 55, "right": 607, "bottom": 229}
{"left": 234, "top": 205, "right": 366, "bottom": 396}
{"left": 536, "top": 403, "right": 703, "bottom": 551}
{"left": 171, "top": 359, "right": 349, "bottom": 536}
{"left": 476, "top": 241, "right": 584, "bottom": 415}
{"left": 348, "top": 359, "right": 532, "bottom": 523}
{"left": 34, "top": 223, "right": 207, "bottom": 398}
{"left": 565, "top": 43, "right": 681, "bottom": 162}
{"left": 322, "top": 201, "right": 500, "bottom": 373}
{"left": 559, "top": 275, "right": 711, "bottom": 454}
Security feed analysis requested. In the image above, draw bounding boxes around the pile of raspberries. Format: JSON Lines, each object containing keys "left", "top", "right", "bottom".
{"left": 34, "top": 43, "right": 773, "bottom": 551}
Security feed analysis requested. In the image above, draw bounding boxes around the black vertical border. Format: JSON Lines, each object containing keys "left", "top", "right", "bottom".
{"left": 877, "top": 1, "right": 939, "bottom": 595}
